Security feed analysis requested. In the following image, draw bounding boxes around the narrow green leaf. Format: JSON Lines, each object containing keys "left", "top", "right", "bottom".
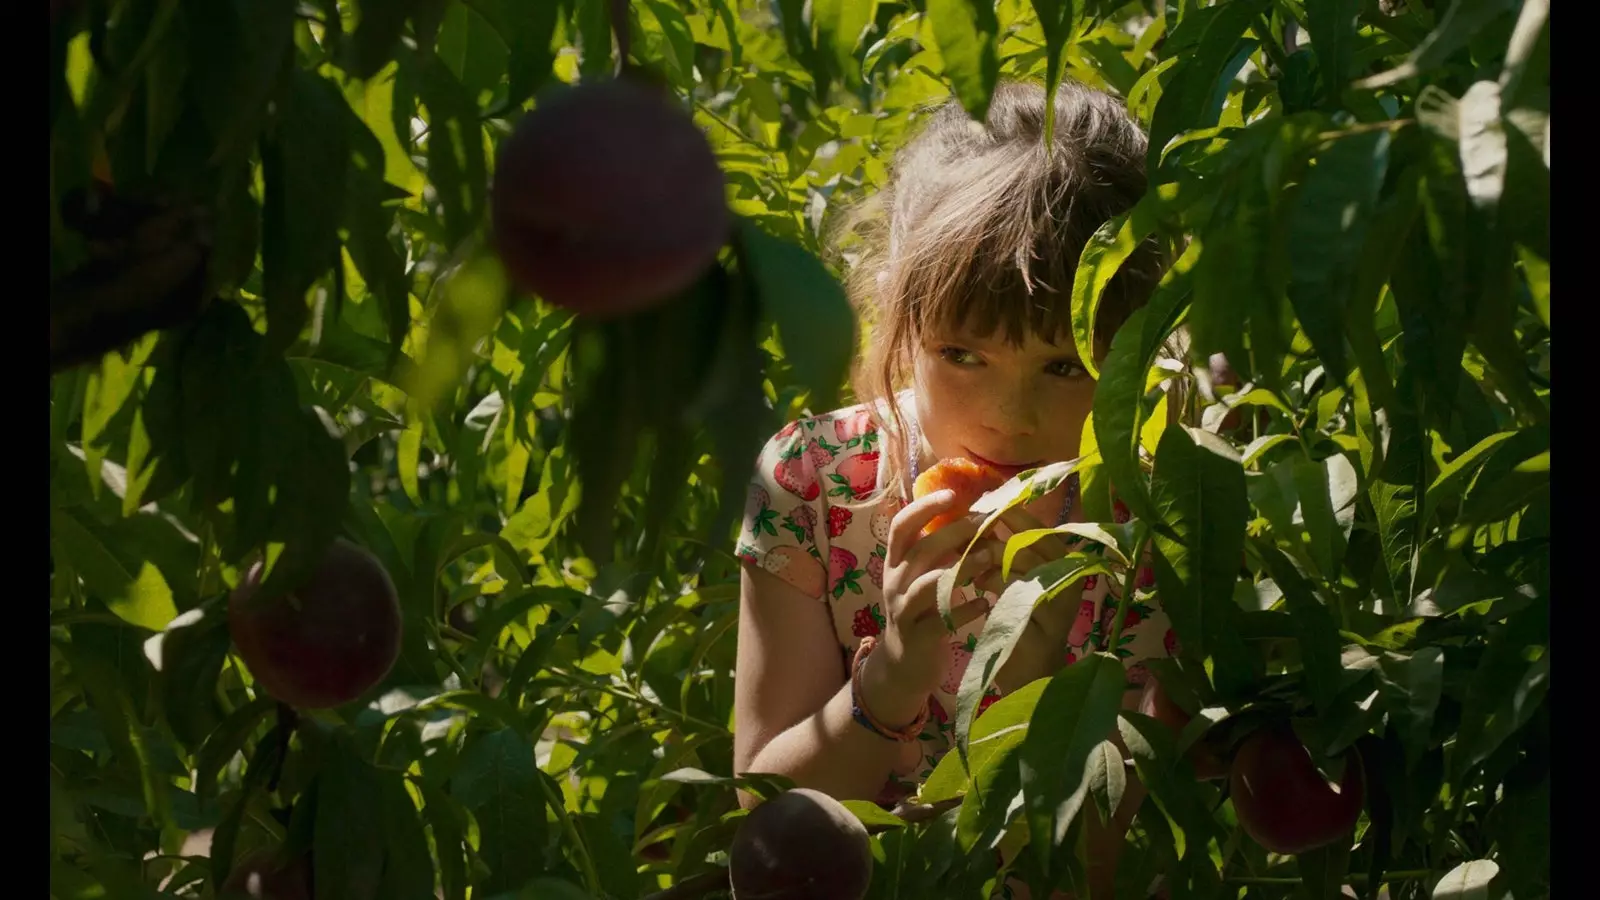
{"left": 1458, "top": 81, "right": 1508, "bottom": 214}
{"left": 416, "top": 54, "right": 488, "bottom": 248}
{"left": 1149, "top": 427, "right": 1254, "bottom": 698}
{"left": 374, "top": 766, "right": 436, "bottom": 900}
{"left": 1432, "top": 859, "right": 1501, "bottom": 900}
{"left": 348, "top": 0, "right": 429, "bottom": 80}
{"left": 452, "top": 728, "right": 550, "bottom": 892}
{"left": 1254, "top": 542, "right": 1343, "bottom": 714}
{"left": 1018, "top": 654, "right": 1126, "bottom": 869}
{"left": 261, "top": 71, "right": 350, "bottom": 353}
{"left": 1292, "top": 453, "right": 1359, "bottom": 579}
{"left": 1304, "top": 0, "right": 1360, "bottom": 102}
{"left": 1071, "top": 189, "right": 1164, "bottom": 379}
{"left": 149, "top": 605, "right": 231, "bottom": 752}
{"left": 1376, "top": 647, "right": 1444, "bottom": 771}
{"left": 1146, "top": 0, "right": 1265, "bottom": 170}
{"left": 811, "top": 0, "right": 875, "bottom": 89}
{"left": 955, "top": 555, "right": 1112, "bottom": 761}
{"left": 1286, "top": 130, "right": 1391, "bottom": 382}
{"left": 1359, "top": 0, "right": 1518, "bottom": 89}
{"left": 737, "top": 218, "right": 855, "bottom": 411}
{"left": 926, "top": 0, "right": 1000, "bottom": 123}
{"left": 51, "top": 507, "right": 178, "bottom": 630}
{"left": 1090, "top": 244, "right": 1195, "bottom": 527}
{"left": 314, "top": 740, "right": 390, "bottom": 900}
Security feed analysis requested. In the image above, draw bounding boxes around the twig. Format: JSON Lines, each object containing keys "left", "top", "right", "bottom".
{"left": 641, "top": 869, "right": 728, "bottom": 900}
{"left": 882, "top": 796, "right": 963, "bottom": 829}
{"left": 1225, "top": 869, "right": 1433, "bottom": 885}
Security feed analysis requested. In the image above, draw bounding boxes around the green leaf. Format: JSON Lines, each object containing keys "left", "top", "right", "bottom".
{"left": 1090, "top": 245, "right": 1194, "bottom": 527}
{"left": 1254, "top": 542, "right": 1343, "bottom": 715}
{"left": 926, "top": 0, "right": 1000, "bottom": 123}
{"left": 374, "top": 764, "right": 436, "bottom": 900}
{"left": 1149, "top": 427, "right": 1254, "bottom": 698}
{"left": 842, "top": 799, "right": 910, "bottom": 831}
{"left": 185, "top": 0, "right": 296, "bottom": 167}
{"left": 436, "top": 1, "right": 509, "bottom": 100}
{"left": 1425, "top": 430, "right": 1516, "bottom": 515}
{"left": 1368, "top": 373, "right": 1427, "bottom": 603}
{"left": 1304, "top": 0, "right": 1360, "bottom": 103}
{"left": 1432, "top": 859, "right": 1501, "bottom": 900}
{"left": 1286, "top": 130, "right": 1391, "bottom": 383}
{"left": 148, "top": 604, "right": 232, "bottom": 752}
{"left": 1458, "top": 81, "right": 1508, "bottom": 214}
{"left": 1296, "top": 830, "right": 1354, "bottom": 900}
{"left": 406, "top": 252, "right": 510, "bottom": 412}
{"left": 341, "top": 105, "right": 414, "bottom": 360}
{"left": 348, "top": 0, "right": 432, "bottom": 80}
{"left": 1071, "top": 188, "right": 1165, "bottom": 379}
{"left": 422, "top": 786, "right": 469, "bottom": 900}
{"left": 50, "top": 507, "right": 178, "bottom": 631}
{"left": 261, "top": 70, "right": 351, "bottom": 353}
{"left": 1018, "top": 653, "right": 1126, "bottom": 870}
{"left": 416, "top": 54, "right": 489, "bottom": 248}
{"left": 1359, "top": 0, "right": 1518, "bottom": 89}
{"left": 193, "top": 696, "right": 276, "bottom": 802}
{"left": 1083, "top": 738, "right": 1126, "bottom": 828}
{"left": 736, "top": 218, "right": 854, "bottom": 411}
{"left": 1292, "top": 453, "right": 1359, "bottom": 579}
{"left": 1116, "top": 711, "right": 1221, "bottom": 859}
{"left": 1375, "top": 647, "right": 1444, "bottom": 771}
{"left": 811, "top": 0, "right": 875, "bottom": 89}
{"left": 954, "top": 554, "right": 1112, "bottom": 760}
{"left": 313, "top": 740, "right": 390, "bottom": 900}
{"left": 452, "top": 728, "right": 551, "bottom": 892}
{"left": 921, "top": 679, "right": 1045, "bottom": 804}
{"left": 1146, "top": 0, "right": 1264, "bottom": 170}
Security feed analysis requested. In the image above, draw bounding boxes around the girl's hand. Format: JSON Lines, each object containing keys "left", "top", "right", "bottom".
{"left": 859, "top": 490, "right": 998, "bottom": 726}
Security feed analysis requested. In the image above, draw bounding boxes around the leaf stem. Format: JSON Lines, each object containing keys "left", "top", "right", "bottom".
{"left": 1251, "top": 14, "right": 1292, "bottom": 76}
{"left": 542, "top": 668, "right": 732, "bottom": 736}
{"left": 1225, "top": 868, "right": 1433, "bottom": 885}
{"left": 1109, "top": 527, "right": 1152, "bottom": 650}
{"left": 641, "top": 869, "right": 728, "bottom": 900}
{"left": 538, "top": 768, "right": 603, "bottom": 894}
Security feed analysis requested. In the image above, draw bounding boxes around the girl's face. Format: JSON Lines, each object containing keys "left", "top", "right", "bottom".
{"left": 910, "top": 323, "right": 1097, "bottom": 479}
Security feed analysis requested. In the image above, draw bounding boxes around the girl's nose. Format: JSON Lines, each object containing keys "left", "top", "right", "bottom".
{"left": 983, "top": 384, "right": 1039, "bottom": 439}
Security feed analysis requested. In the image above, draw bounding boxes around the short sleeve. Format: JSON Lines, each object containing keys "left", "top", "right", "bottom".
{"left": 736, "top": 420, "right": 832, "bottom": 601}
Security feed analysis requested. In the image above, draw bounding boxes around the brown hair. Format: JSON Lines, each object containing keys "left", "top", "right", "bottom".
{"left": 833, "top": 79, "right": 1169, "bottom": 492}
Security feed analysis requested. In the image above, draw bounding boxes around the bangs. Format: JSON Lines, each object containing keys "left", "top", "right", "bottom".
{"left": 892, "top": 153, "right": 1102, "bottom": 351}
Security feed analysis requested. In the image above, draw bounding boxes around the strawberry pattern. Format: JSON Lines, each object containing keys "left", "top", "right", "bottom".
{"left": 738, "top": 399, "right": 1175, "bottom": 810}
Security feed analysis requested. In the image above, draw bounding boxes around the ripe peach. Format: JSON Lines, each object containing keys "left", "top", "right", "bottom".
{"left": 228, "top": 539, "right": 402, "bottom": 710}
{"left": 911, "top": 458, "right": 1008, "bottom": 537}
{"left": 491, "top": 78, "right": 728, "bottom": 318}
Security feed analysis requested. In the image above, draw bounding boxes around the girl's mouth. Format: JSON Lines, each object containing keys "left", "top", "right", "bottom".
{"left": 966, "top": 450, "right": 1043, "bottom": 479}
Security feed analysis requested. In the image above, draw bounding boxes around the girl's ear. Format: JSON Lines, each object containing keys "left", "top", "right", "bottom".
{"left": 876, "top": 270, "right": 890, "bottom": 292}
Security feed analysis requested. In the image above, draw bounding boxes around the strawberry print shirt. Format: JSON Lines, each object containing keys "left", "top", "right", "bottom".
{"left": 737, "top": 398, "right": 1176, "bottom": 810}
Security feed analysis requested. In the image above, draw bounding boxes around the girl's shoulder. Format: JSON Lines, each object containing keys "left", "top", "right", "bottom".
{"left": 758, "top": 403, "right": 887, "bottom": 506}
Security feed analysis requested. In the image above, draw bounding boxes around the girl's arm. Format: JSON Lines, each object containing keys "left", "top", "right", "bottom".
{"left": 732, "top": 565, "right": 925, "bottom": 808}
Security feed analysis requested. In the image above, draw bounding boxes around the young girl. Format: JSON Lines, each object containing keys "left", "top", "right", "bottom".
{"left": 733, "top": 80, "right": 1176, "bottom": 899}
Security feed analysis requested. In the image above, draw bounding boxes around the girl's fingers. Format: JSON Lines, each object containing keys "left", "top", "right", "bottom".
{"left": 893, "top": 519, "right": 990, "bottom": 591}
{"left": 886, "top": 490, "right": 969, "bottom": 567}
{"left": 897, "top": 554, "right": 991, "bottom": 628}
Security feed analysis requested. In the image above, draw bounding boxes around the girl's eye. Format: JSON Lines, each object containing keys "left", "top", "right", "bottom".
{"left": 938, "top": 346, "right": 981, "bottom": 366}
{"left": 1046, "top": 359, "right": 1086, "bottom": 378}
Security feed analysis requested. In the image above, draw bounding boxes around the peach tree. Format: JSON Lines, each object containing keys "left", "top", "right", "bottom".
{"left": 48, "top": 1, "right": 1547, "bottom": 899}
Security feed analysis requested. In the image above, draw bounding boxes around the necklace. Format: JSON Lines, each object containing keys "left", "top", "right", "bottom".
{"left": 904, "top": 405, "right": 1079, "bottom": 528}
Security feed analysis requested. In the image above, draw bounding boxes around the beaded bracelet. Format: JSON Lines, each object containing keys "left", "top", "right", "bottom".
{"left": 849, "top": 636, "right": 929, "bottom": 743}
